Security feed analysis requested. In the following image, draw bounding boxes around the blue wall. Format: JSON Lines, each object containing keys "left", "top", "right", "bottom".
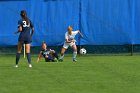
{"left": 0, "top": 0, "right": 139, "bottom": 46}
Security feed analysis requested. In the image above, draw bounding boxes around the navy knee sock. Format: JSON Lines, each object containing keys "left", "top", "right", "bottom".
{"left": 26, "top": 53, "right": 31, "bottom": 64}
{"left": 16, "top": 53, "right": 21, "bottom": 65}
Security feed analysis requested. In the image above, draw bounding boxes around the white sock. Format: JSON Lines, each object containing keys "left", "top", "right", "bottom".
{"left": 73, "top": 52, "right": 77, "bottom": 59}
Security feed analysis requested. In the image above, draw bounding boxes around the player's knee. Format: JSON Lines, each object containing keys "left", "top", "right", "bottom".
{"left": 26, "top": 48, "right": 30, "bottom": 53}
{"left": 26, "top": 50, "right": 30, "bottom": 53}
{"left": 73, "top": 49, "right": 77, "bottom": 52}
{"left": 51, "top": 50, "right": 55, "bottom": 53}
{"left": 73, "top": 47, "right": 77, "bottom": 52}
{"left": 17, "top": 51, "right": 22, "bottom": 53}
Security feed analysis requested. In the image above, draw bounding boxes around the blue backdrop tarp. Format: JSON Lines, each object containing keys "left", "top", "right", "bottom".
{"left": 0, "top": 0, "right": 139, "bottom": 46}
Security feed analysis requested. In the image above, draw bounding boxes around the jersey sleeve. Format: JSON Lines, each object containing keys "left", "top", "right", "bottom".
{"left": 65, "top": 32, "right": 68, "bottom": 39}
{"left": 40, "top": 50, "right": 43, "bottom": 55}
{"left": 30, "top": 20, "right": 34, "bottom": 28}
{"left": 73, "top": 30, "right": 79, "bottom": 35}
{"left": 18, "top": 20, "right": 22, "bottom": 28}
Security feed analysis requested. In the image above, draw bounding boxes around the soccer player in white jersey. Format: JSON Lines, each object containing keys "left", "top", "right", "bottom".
{"left": 59, "top": 26, "right": 83, "bottom": 62}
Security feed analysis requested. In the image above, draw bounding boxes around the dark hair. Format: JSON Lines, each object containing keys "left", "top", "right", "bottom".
{"left": 20, "top": 10, "right": 29, "bottom": 25}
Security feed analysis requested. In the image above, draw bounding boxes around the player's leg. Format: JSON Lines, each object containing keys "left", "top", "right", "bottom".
{"left": 59, "top": 43, "right": 69, "bottom": 61}
{"left": 25, "top": 43, "right": 32, "bottom": 67}
{"left": 50, "top": 50, "right": 59, "bottom": 61}
{"left": 53, "top": 52, "right": 59, "bottom": 59}
{"left": 72, "top": 44, "right": 77, "bottom": 62}
{"left": 45, "top": 55, "right": 54, "bottom": 62}
{"left": 45, "top": 58, "right": 51, "bottom": 62}
{"left": 15, "top": 41, "right": 22, "bottom": 67}
{"left": 59, "top": 48, "right": 67, "bottom": 61}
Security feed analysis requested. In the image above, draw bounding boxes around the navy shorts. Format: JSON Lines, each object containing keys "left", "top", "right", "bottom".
{"left": 19, "top": 40, "right": 31, "bottom": 44}
{"left": 45, "top": 55, "right": 54, "bottom": 62}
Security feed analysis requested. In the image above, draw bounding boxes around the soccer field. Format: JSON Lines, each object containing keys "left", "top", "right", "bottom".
{"left": 0, "top": 55, "right": 140, "bottom": 93}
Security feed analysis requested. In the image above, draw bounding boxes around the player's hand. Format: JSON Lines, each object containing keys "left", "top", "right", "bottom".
{"left": 79, "top": 33, "right": 83, "bottom": 37}
{"left": 78, "top": 31, "right": 83, "bottom": 37}
{"left": 71, "top": 40, "right": 76, "bottom": 42}
{"left": 80, "top": 34, "right": 83, "bottom": 37}
{"left": 66, "top": 41, "right": 71, "bottom": 43}
{"left": 14, "top": 32, "right": 18, "bottom": 34}
{"left": 14, "top": 31, "right": 19, "bottom": 34}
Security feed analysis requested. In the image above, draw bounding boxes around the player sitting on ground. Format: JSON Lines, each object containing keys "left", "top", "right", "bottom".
{"left": 37, "top": 42, "right": 59, "bottom": 62}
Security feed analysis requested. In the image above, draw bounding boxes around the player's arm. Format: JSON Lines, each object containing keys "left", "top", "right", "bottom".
{"left": 37, "top": 51, "right": 42, "bottom": 62}
{"left": 15, "top": 21, "right": 22, "bottom": 34}
{"left": 65, "top": 37, "right": 71, "bottom": 43}
{"left": 50, "top": 49, "right": 55, "bottom": 54}
{"left": 65, "top": 32, "right": 76, "bottom": 43}
{"left": 14, "top": 26, "right": 22, "bottom": 34}
{"left": 31, "top": 27, "right": 34, "bottom": 36}
{"left": 30, "top": 20, "right": 34, "bottom": 36}
{"left": 18, "top": 26, "right": 22, "bottom": 32}
{"left": 14, "top": 30, "right": 20, "bottom": 34}
{"left": 78, "top": 30, "right": 83, "bottom": 37}
{"left": 65, "top": 33, "right": 70, "bottom": 43}
{"left": 66, "top": 37, "right": 76, "bottom": 43}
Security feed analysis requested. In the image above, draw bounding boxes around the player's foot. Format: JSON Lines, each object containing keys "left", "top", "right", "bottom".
{"left": 29, "top": 64, "right": 32, "bottom": 68}
{"left": 54, "top": 58, "right": 58, "bottom": 62}
{"left": 15, "top": 65, "right": 18, "bottom": 68}
{"left": 58, "top": 56, "right": 64, "bottom": 62}
{"left": 58, "top": 58, "right": 63, "bottom": 62}
{"left": 73, "top": 58, "right": 77, "bottom": 62}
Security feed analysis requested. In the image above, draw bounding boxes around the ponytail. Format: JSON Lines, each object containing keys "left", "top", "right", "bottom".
{"left": 20, "top": 10, "right": 30, "bottom": 25}
{"left": 25, "top": 16, "right": 29, "bottom": 25}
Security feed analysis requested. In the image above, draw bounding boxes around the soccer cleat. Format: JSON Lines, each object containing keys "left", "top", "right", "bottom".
{"left": 73, "top": 58, "right": 77, "bottom": 62}
{"left": 58, "top": 58, "right": 63, "bottom": 62}
{"left": 29, "top": 64, "right": 32, "bottom": 68}
{"left": 15, "top": 65, "right": 18, "bottom": 68}
{"left": 58, "top": 56, "right": 64, "bottom": 62}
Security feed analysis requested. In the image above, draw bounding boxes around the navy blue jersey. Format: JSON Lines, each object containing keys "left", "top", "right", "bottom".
{"left": 18, "top": 19, "right": 34, "bottom": 42}
{"left": 41, "top": 49, "right": 51, "bottom": 58}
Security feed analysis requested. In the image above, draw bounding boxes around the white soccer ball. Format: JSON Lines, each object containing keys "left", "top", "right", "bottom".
{"left": 80, "top": 48, "right": 87, "bottom": 54}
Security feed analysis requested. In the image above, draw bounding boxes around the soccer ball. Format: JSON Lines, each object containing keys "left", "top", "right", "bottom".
{"left": 80, "top": 48, "right": 87, "bottom": 54}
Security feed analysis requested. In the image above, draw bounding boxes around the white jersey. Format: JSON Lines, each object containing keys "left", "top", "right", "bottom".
{"left": 63, "top": 31, "right": 79, "bottom": 49}
{"left": 65, "top": 31, "right": 79, "bottom": 41}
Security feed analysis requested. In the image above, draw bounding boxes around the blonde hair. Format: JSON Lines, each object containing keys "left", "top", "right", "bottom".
{"left": 68, "top": 26, "right": 72, "bottom": 31}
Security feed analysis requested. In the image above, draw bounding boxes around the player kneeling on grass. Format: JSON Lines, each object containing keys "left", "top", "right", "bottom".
{"left": 59, "top": 26, "right": 83, "bottom": 62}
{"left": 37, "top": 42, "right": 59, "bottom": 62}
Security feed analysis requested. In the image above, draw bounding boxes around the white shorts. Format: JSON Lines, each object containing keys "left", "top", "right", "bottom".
{"left": 63, "top": 42, "right": 75, "bottom": 49}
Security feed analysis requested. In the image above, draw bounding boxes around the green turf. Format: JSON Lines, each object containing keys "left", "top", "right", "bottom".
{"left": 0, "top": 55, "right": 140, "bottom": 93}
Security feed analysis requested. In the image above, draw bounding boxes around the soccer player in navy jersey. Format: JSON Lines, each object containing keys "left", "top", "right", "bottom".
{"left": 37, "top": 42, "right": 59, "bottom": 62}
{"left": 15, "top": 10, "right": 34, "bottom": 68}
